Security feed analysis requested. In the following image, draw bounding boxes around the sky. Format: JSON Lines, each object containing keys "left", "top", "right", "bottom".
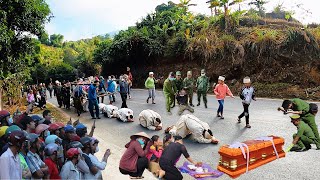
{"left": 45, "top": 0, "right": 320, "bottom": 41}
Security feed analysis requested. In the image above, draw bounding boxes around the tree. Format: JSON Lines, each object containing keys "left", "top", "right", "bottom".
{"left": 248, "top": 0, "right": 267, "bottom": 17}
{"left": 206, "top": 0, "right": 220, "bottom": 16}
{"left": 0, "top": 0, "right": 51, "bottom": 109}
{"left": 50, "top": 34, "right": 64, "bottom": 47}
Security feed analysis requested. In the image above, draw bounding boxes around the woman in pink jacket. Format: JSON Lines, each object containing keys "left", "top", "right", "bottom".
{"left": 213, "top": 76, "right": 234, "bottom": 119}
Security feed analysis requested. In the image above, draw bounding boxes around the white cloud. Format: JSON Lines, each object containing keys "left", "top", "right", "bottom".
{"left": 45, "top": 0, "right": 320, "bottom": 41}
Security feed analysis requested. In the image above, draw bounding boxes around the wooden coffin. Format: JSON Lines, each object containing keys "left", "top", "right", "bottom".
{"left": 217, "top": 136, "right": 285, "bottom": 178}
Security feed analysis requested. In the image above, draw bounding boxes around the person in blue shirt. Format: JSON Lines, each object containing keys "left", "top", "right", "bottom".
{"left": 107, "top": 76, "right": 116, "bottom": 104}
{"left": 88, "top": 80, "right": 100, "bottom": 119}
{"left": 98, "top": 76, "right": 107, "bottom": 103}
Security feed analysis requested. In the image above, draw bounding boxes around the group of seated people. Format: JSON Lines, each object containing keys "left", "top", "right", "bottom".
{"left": 0, "top": 106, "right": 110, "bottom": 179}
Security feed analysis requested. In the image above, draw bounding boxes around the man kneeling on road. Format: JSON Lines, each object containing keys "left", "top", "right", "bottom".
{"left": 289, "top": 115, "right": 318, "bottom": 152}
{"left": 139, "top": 109, "right": 162, "bottom": 131}
{"left": 165, "top": 114, "right": 219, "bottom": 144}
{"left": 98, "top": 103, "right": 119, "bottom": 118}
{"left": 115, "top": 108, "right": 134, "bottom": 122}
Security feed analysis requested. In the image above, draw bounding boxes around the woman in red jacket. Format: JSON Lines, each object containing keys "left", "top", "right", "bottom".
{"left": 119, "top": 132, "right": 151, "bottom": 179}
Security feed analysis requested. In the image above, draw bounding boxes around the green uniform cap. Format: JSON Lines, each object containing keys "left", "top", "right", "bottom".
{"left": 176, "top": 71, "right": 181, "bottom": 76}
{"left": 187, "top": 71, "right": 192, "bottom": 75}
{"left": 201, "top": 69, "right": 205, "bottom": 73}
{"left": 290, "top": 115, "right": 300, "bottom": 120}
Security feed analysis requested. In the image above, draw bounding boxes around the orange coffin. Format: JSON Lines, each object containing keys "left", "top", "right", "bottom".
{"left": 217, "top": 136, "right": 285, "bottom": 178}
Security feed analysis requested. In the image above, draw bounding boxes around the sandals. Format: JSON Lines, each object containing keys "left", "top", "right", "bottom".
{"left": 237, "top": 118, "right": 241, "bottom": 123}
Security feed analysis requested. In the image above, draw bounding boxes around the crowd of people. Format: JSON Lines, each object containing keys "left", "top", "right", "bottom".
{"left": 0, "top": 105, "right": 111, "bottom": 179}
{"left": 2, "top": 66, "right": 319, "bottom": 180}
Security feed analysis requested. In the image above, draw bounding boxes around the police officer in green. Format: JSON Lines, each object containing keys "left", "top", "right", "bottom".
{"left": 289, "top": 115, "right": 318, "bottom": 152}
{"left": 163, "top": 72, "right": 177, "bottom": 115}
{"left": 173, "top": 71, "right": 183, "bottom": 107}
{"left": 183, "top": 71, "right": 195, "bottom": 107}
{"left": 279, "top": 98, "right": 320, "bottom": 149}
{"left": 196, "top": 69, "right": 210, "bottom": 108}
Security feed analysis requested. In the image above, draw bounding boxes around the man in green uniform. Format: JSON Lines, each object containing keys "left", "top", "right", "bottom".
{"left": 196, "top": 69, "right": 210, "bottom": 108}
{"left": 183, "top": 71, "right": 195, "bottom": 107}
{"left": 279, "top": 98, "right": 320, "bottom": 149}
{"left": 163, "top": 72, "right": 177, "bottom": 115}
{"left": 173, "top": 71, "right": 183, "bottom": 107}
{"left": 289, "top": 115, "right": 317, "bottom": 152}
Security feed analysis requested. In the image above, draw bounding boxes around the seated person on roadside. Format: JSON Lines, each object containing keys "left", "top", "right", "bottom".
{"left": 165, "top": 114, "right": 219, "bottom": 144}
{"left": 289, "top": 115, "right": 319, "bottom": 152}
{"left": 115, "top": 108, "right": 134, "bottom": 122}
{"left": 159, "top": 135, "right": 202, "bottom": 180}
{"left": 98, "top": 103, "right": 119, "bottom": 118}
{"left": 139, "top": 109, "right": 162, "bottom": 131}
{"left": 146, "top": 135, "right": 163, "bottom": 162}
{"left": 119, "top": 132, "right": 151, "bottom": 179}
{"left": 177, "top": 88, "right": 194, "bottom": 115}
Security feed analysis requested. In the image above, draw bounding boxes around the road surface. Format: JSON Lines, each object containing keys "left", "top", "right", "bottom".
{"left": 48, "top": 89, "right": 320, "bottom": 180}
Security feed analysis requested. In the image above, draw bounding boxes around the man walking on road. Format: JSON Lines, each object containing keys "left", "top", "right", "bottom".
{"left": 183, "top": 71, "right": 195, "bottom": 107}
{"left": 88, "top": 80, "right": 100, "bottom": 119}
{"left": 196, "top": 69, "right": 210, "bottom": 108}
{"left": 163, "top": 72, "right": 177, "bottom": 115}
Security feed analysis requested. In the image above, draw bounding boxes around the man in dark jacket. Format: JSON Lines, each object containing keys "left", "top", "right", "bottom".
{"left": 119, "top": 75, "right": 129, "bottom": 108}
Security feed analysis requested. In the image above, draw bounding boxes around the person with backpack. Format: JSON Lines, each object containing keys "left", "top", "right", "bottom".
{"left": 279, "top": 98, "right": 320, "bottom": 149}
{"left": 213, "top": 75, "right": 234, "bottom": 119}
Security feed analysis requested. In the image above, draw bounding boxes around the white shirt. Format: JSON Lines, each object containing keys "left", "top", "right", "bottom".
{"left": 99, "top": 104, "right": 118, "bottom": 117}
{"left": 0, "top": 147, "right": 22, "bottom": 179}
{"left": 139, "top": 109, "right": 162, "bottom": 130}
{"left": 60, "top": 161, "right": 80, "bottom": 180}
{"left": 117, "top": 108, "right": 134, "bottom": 122}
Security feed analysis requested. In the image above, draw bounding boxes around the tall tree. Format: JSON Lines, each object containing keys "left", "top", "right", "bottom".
{"left": 249, "top": 0, "right": 267, "bottom": 17}
{"left": 50, "top": 34, "right": 64, "bottom": 47}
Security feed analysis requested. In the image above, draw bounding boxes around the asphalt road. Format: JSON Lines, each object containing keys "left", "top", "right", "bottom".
{"left": 48, "top": 89, "right": 320, "bottom": 180}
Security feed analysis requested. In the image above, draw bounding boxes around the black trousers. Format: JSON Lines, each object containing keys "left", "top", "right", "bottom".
{"left": 238, "top": 103, "right": 250, "bottom": 124}
{"left": 74, "top": 97, "right": 83, "bottom": 116}
{"left": 64, "top": 96, "right": 71, "bottom": 109}
{"left": 39, "top": 96, "right": 46, "bottom": 108}
{"left": 119, "top": 157, "right": 148, "bottom": 177}
{"left": 120, "top": 93, "right": 128, "bottom": 108}
{"left": 159, "top": 158, "right": 183, "bottom": 180}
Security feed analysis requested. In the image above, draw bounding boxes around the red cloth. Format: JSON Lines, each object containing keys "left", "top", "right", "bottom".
{"left": 119, "top": 140, "right": 151, "bottom": 172}
{"left": 146, "top": 145, "right": 163, "bottom": 161}
{"left": 128, "top": 71, "right": 133, "bottom": 82}
{"left": 44, "top": 158, "right": 61, "bottom": 180}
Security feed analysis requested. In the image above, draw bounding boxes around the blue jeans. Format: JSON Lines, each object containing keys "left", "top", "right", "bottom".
{"left": 88, "top": 99, "right": 99, "bottom": 118}
{"left": 217, "top": 100, "right": 224, "bottom": 114}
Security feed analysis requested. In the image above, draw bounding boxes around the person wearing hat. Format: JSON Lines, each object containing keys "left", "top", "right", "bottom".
{"left": 237, "top": 76, "right": 256, "bottom": 128}
{"left": 279, "top": 98, "right": 320, "bottom": 149}
{"left": 74, "top": 78, "right": 86, "bottom": 116}
{"left": 173, "top": 71, "right": 184, "bottom": 107}
{"left": 163, "top": 72, "right": 178, "bottom": 115}
{"left": 289, "top": 115, "right": 319, "bottom": 151}
{"left": 80, "top": 137, "right": 101, "bottom": 179}
{"left": 88, "top": 80, "right": 101, "bottom": 119}
{"left": 27, "top": 133, "right": 49, "bottom": 179}
{"left": 0, "top": 130, "right": 27, "bottom": 179}
{"left": 62, "top": 125, "right": 76, "bottom": 153}
{"left": 19, "top": 132, "right": 32, "bottom": 180}
{"left": 196, "top": 69, "right": 210, "bottom": 108}
{"left": 158, "top": 135, "right": 202, "bottom": 180}
{"left": 44, "top": 143, "right": 61, "bottom": 179}
{"left": 119, "top": 132, "right": 152, "bottom": 179}
{"left": 183, "top": 71, "right": 195, "bottom": 107}
{"left": 139, "top": 109, "right": 163, "bottom": 131}
{"left": 213, "top": 75, "right": 234, "bottom": 119}
{"left": 145, "top": 72, "right": 159, "bottom": 104}
{"left": 0, "top": 110, "right": 12, "bottom": 126}
{"left": 60, "top": 148, "right": 81, "bottom": 179}
{"left": 165, "top": 114, "right": 219, "bottom": 144}
{"left": 0, "top": 126, "right": 8, "bottom": 149}
{"left": 177, "top": 88, "right": 195, "bottom": 115}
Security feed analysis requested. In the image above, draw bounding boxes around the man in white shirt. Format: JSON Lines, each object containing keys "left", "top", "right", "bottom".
{"left": 165, "top": 114, "right": 219, "bottom": 144}
{"left": 115, "top": 108, "right": 134, "bottom": 122}
{"left": 98, "top": 103, "right": 118, "bottom": 118}
{"left": 139, "top": 109, "right": 162, "bottom": 131}
{"left": 0, "top": 130, "right": 27, "bottom": 179}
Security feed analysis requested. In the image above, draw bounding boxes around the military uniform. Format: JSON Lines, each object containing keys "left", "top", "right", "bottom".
{"left": 163, "top": 78, "right": 177, "bottom": 113}
{"left": 196, "top": 72, "right": 210, "bottom": 108}
{"left": 183, "top": 76, "right": 195, "bottom": 106}
{"left": 291, "top": 98, "right": 320, "bottom": 148}
{"left": 56, "top": 85, "right": 64, "bottom": 108}
{"left": 293, "top": 121, "right": 316, "bottom": 149}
